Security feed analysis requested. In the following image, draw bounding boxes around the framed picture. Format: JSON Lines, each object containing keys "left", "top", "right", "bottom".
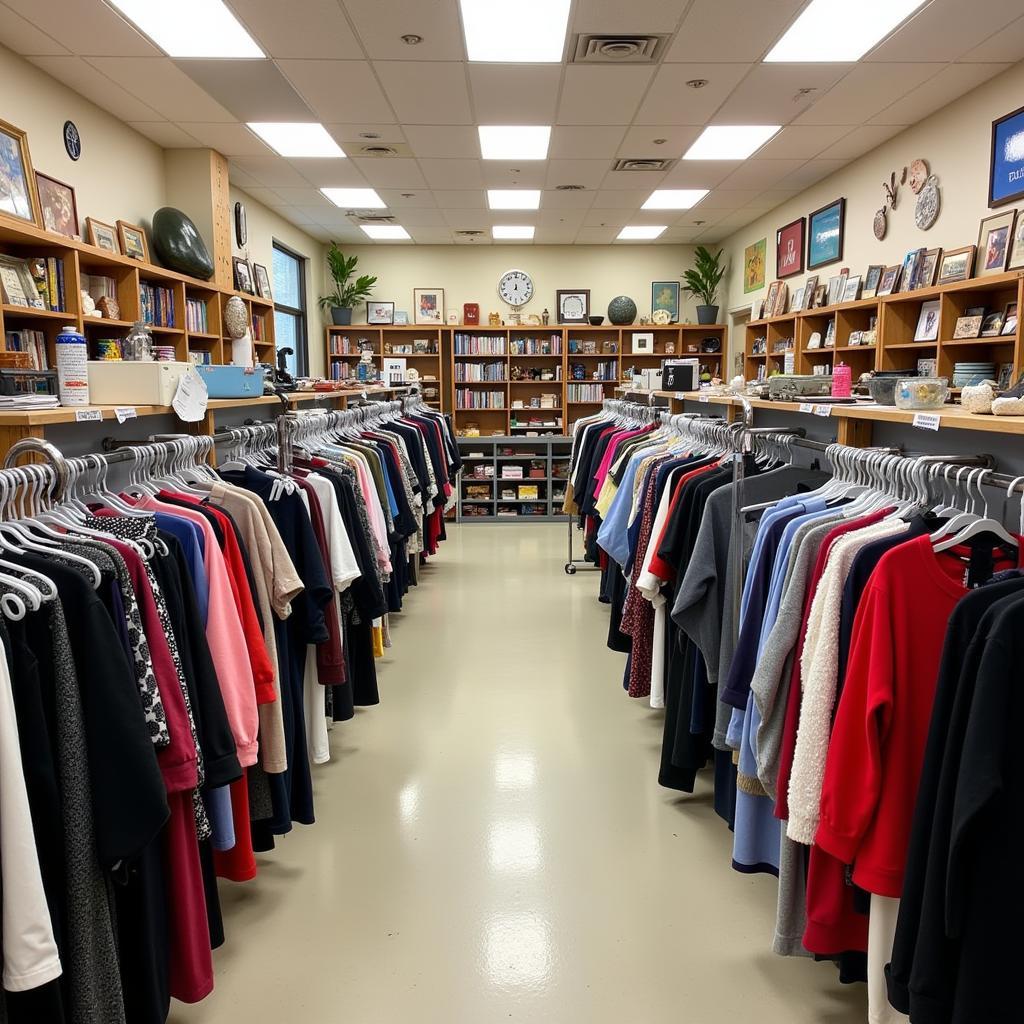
{"left": 966, "top": 305, "right": 986, "bottom": 316}
{"left": 862, "top": 264, "right": 884, "bottom": 298}
{"left": 751, "top": 298, "right": 764, "bottom": 320}
{"left": 651, "top": 280, "right": 680, "bottom": 322}
{"left": 901, "top": 248, "right": 925, "bottom": 292}
{"left": 936, "top": 246, "right": 975, "bottom": 286}
{"left": 989, "top": 104, "right": 1024, "bottom": 207}
{"left": 980, "top": 311, "right": 1004, "bottom": 337}
{"left": 35, "top": 172, "right": 77, "bottom": 238}
{"left": 914, "top": 300, "right": 941, "bottom": 342}
{"left": 843, "top": 275, "right": 862, "bottom": 302}
{"left": 0, "top": 119, "right": 40, "bottom": 227}
{"left": 394, "top": 310, "right": 409, "bottom": 325}
{"left": 813, "top": 284, "right": 827, "bottom": 307}
{"left": 414, "top": 287, "right": 444, "bottom": 325}
{"left": 806, "top": 330, "right": 822, "bottom": 350}
{"left": 744, "top": 238, "right": 766, "bottom": 293}
{"left": 826, "top": 273, "right": 845, "bottom": 306}
{"left": 632, "top": 332, "right": 654, "bottom": 354}
{"left": 773, "top": 281, "right": 789, "bottom": 316}
{"left": 117, "top": 220, "right": 148, "bottom": 261}
{"left": 953, "top": 315, "right": 983, "bottom": 339}
{"left": 1002, "top": 301, "right": 1018, "bottom": 335}
{"left": 824, "top": 319, "right": 836, "bottom": 348}
{"left": 232, "top": 256, "right": 254, "bottom": 294}
{"left": 776, "top": 217, "right": 805, "bottom": 278}
{"left": 807, "top": 198, "right": 845, "bottom": 270}
{"left": 976, "top": 212, "right": 1015, "bottom": 276}
{"left": 0, "top": 254, "right": 43, "bottom": 307}
{"left": 556, "top": 289, "right": 589, "bottom": 324}
{"left": 915, "top": 247, "right": 942, "bottom": 289}
{"left": 764, "top": 281, "right": 781, "bottom": 318}
{"left": 86, "top": 217, "right": 119, "bottom": 254}
{"left": 252, "top": 262, "right": 272, "bottom": 300}
{"left": 367, "top": 300, "right": 394, "bottom": 325}
{"left": 1007, "top": 211, "right": 1024, "bottom": 271}
{"left": 802, "top": 274, "right": 819, "bottom": 308}
{"left": 877, "top": 264, "right": 902, "bottom": 297}
{"left": 791, "top": 285, "right": 806, "bottom": 312}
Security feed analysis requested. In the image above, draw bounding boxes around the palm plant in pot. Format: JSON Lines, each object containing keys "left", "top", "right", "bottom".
{"left": 318, "top": 244, "right": 377, "bottom": 326}
{"left": 682, "top": 245, "right": 726, "bottom": 325}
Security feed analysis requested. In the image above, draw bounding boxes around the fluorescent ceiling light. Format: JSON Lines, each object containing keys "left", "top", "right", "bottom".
{"left": 765, "top": 0, "right": 927, "bottom": 62}
{"left": 617, "top": 226, "right": 667, "bottom": 240}
{"left": 493, "top": 226, "right": 535, "bottom": 239}
{"left": 361, "top": 225, "right": 411, "bottom": 240}
{"left": 460, "top": 0, "right": 570, "bottom": 62}
{"left": 683, "top": 125, "right": 780, "bottom": 160}
{"left": 248, "top": 123, "right": 345, "bottom": 158}
{"left": 321, "top": 188, "right": 385, "bottom": 208}
{"left": 487, "top": 189, "right": 541, "bottom": 210}
{"left": 106, "top": 0, "right": 264, "bottom": 58}
{"left": 642, "top": 189, "right": 710, "bottom": 210}
{"left": 479, "top": 126, "right": 551, "bottom": 160}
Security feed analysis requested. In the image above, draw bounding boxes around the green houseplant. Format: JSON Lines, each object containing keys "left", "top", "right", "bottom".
{"left": 682, "top": 245, "right": 726, "bottom": 325}
{"left": 318, "top": 244, "right": 377, "bottom": 325}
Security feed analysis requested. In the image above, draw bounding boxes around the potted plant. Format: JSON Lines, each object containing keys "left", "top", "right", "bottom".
{"left": 682, "top": 245, "right": 726, "bottom": 325}
{"left": 318, "top": 244, "right": 377, "bottom": 325}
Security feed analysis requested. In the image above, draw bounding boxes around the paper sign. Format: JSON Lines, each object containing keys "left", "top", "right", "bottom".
{"left": 814, "top": 404, "right": 832, "bottom": 417}
{"left": 698, "top": 394, "right": 710, "bottom": 403}
{"left": 799, "top": 403, "right": 813, "bottom": 414}
{"left": 912, "top": 412, "right": 941, "bottom": 431}
{"left": 74, "top": 408, "right": 102, "bottom": 422}
{"left": 172, "top": 366, "right": 209, "bottom": 423}
{"left": 674, "top": 392, "right": 687, "bottom": 401}
{"left": 114, "top": 406, "right": 136, "bottom": 424}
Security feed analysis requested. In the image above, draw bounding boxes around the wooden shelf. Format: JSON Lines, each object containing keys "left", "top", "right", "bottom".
{"left": 2, "top": 304, "right": 72, "bottom": 320}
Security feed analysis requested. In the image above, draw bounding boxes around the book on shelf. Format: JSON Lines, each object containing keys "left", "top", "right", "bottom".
{"left": 455, "top": 389, "right": 504, "bottom": 409}
{"left": 455, "top": 359, "right": 506, "bottom": 382}
{"left": 252, "top": 314, "right": 265, "bottom": 342}
{"left": 139, "top": 281, "right": 176, "bottom": 327}
{"left": 454, "top": 332, "right": 506, "bottom": 355}
{"left": 189, "top": 350, "right": 213, "bottom": 366}
{"left": 185, "top": 297, "right": 208, "bottom": 333}
{"left": 5, "top": 329, "right": 48, "bottom": 370}
{"left": 30, "top": 258, "right": 66, "bottom": 312}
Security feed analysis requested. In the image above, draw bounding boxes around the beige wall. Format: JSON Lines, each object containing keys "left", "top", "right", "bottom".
{"left": 721, "top": 60, "right": 1024, "bottom": 314}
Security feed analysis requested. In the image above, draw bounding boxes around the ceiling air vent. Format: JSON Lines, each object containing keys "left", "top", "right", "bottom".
{"left": 355, "top": 142, "right": 413, "bottom": 157}
{"left": 555, "top": 184, "right": 586, "bottom": 191}
{"left": 352, "top": 213, "right": 396, "bottom": 223}
{"left": 571, "top": 34, "right": 668, "bottom": 64}
{"left": 612, "top": 158, "right": 675, "bottom": 172}
{"left": 455, "top": 230, "right": 485, "bottom": 237}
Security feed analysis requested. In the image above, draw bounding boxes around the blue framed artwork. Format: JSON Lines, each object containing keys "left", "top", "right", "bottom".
{"left": 651, "top": 280, "right": 680, "bottom": 322}
{"left": 989, "top": 104, "right": 1024, "bottom": 208}
{"left": 807, "top": 197, "right": 845, "bottom": 270}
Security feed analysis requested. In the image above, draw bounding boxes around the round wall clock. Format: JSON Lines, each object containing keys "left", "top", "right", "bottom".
{"left": 497, "top": 268, "right": 534, "bottom": 307}
{"left": 234, "top": 201, "right": 247, "bottom": 247}
{"left": 63, "top": 120, "right": 81, "bottom": 160}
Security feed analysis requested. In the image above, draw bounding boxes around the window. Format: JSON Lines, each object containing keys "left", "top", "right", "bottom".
{"left": 272, "top": 242, "right": 307, "bottom": 377}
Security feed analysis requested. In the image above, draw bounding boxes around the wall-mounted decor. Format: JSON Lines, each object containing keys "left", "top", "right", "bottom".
{"left": 976, "top": 211, "right": 1016, "bottom": 276}
{"left": 776, "top": 217, "right": 805, "bottom": 278}
{"left": 908, "top": 159, "right": 928, "bottom": 193}
{"left": 0, "top": 119, "right": 40, "bottom": 227}
{"left": 86, "top": 217, "right": 119, "bottom": 254}
{"left": 367, "top": 300, "right": 394, "bottom": 324}
{"left": 232, "top": 256, "right": 254, "bottom": 293}
{"left": 253, "top": 262, "right": 272, "bottom": 300}
{"left": 234, "top": 201, "right": 247, "bottom": 247}
{"left": 35, "top": 172, "right": 77, "bottom": 238}
{"left": 62, "top": 120, "right": 81, "bottom": 161}
{"left": 556, "top": 289, "right": 589, "bottom": 324}
{"left": 873, "top": 207, "right": 887, "bottom": 241}
{"left": 117, "top": 220, "right": 148, "bottom": 262}
{"left": 862, "top": 265, "right": 884, "bottom": 298}
{"left": 651, "top": 280, "right": 680, "bottom": 322}
{"left": 743, "top": 238, "right": 766, "bottom": 293}
{"left": 915, "top": 175, "right": 941, "bottom": 230}
{"left": 989, "top": 104, "right": 1024, "bottom": 208}
{"left": 414, "top": 287, "right": 444, "bottom": 324}
{"left": 807, "top": 198, "right": 845, "bottom": 270}
{"left": 936, "top": 246, "right": 976, "bottom": 286}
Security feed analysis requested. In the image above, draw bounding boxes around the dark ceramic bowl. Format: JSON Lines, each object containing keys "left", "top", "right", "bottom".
{"left": 588, "top": 315, "right": 604, "bottom": 326}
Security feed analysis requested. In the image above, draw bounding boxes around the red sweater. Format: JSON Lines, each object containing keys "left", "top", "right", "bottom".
{"left": 815, "top": 534, "right": 1019, "bottom": 897}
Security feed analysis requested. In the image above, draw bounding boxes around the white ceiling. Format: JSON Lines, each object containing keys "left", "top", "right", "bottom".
{"left": 1, "top": 0, "right": 1021, "bottom": 245}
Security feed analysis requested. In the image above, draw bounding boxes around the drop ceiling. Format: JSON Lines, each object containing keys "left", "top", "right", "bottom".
{"left": 1, "top": 0, "right": 1021, "bottom": 244}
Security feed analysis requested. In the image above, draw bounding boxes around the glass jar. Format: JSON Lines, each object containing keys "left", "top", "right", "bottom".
{"left": 894, "top": 376, "right": 948, "bottom": 410}
{"left": 122, "top": 320, "right": 154, "bottom": 361}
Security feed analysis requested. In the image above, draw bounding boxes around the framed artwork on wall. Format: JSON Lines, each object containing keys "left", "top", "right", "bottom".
{"left": 744, "top": 238, "right": 766, "bottom": 292}
{"left": 776, "top": 217, "right": 805, "bottom": 278}
{"left": 556, "top": 289, "right": 589, "bottom": 324}
{"left": 414, "top": 287, "right": 444, "bottom": 324}
{"left": 651, "top": 280, "right": 680, "bottom": 322}
{"left": 807, "top": 198, "right": 845, "bottom": 270}
{"left": 0, "top": 118, "right": 40, "bottom": 227}
{"left": 35, "top": 172, "right": 78, "bottom": 238}
{"left": 989, "top": 104, "right": 1024, "bottom": 208}
{"left": 976, "top": 211, "right": 1016, "bottom": 276}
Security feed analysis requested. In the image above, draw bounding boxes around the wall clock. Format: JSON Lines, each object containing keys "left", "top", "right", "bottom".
{"left": 234, "top": 201, "right": 247, "bottom": 247}
{"left": 63, "top": 120, "right": 81, "bottom": 161}
{"left": 497, "top": 268, "right": 534, "bottom": 308}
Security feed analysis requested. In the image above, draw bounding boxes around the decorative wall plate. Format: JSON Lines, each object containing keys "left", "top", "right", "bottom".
{"left": 915, "top": 175, "right": 941, "bottom": 230}
{"left": 873, "top": 207, "right": 887, "bottom": 240}
{"left": 909, "top": 159, "right": 929, "bottom": 193}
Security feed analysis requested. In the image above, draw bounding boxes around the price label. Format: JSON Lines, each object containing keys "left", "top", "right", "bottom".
{"left": 114, "top": 406, "right": 137, "bottom": 424}
{"left": 698, "top": 394, "right": 710, "bottom": 404}
{"left": 74, "top": 408, "right": 102, "bottom": 422}
{"left": 913, "top": 412, "right": 941, "bottom": 431}
{"left": 674, "top": 392, "right": 687, "bottom": 401}
{"left": 798, "top": 402, "right": 813, "bottom": 414}
{"left": 814, "top": 404, "right": 833, "bottom": 417}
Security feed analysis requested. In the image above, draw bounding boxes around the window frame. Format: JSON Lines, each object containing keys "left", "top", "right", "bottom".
{"left": 272, "top": 240, "right": 308, "bottom": 376}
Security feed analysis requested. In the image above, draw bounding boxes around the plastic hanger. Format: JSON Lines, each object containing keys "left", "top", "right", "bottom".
{"left": 933, "top": 468, "right": 1018, "bottom": 552}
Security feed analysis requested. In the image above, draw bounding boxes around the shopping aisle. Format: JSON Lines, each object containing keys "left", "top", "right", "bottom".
{"left": 170, "top": 524, "right": 864, "bottom": 1024}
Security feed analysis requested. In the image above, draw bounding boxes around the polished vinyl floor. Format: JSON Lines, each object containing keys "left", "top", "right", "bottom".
{"left": 171, "top": 524, "right": 865, "bottom": 1024}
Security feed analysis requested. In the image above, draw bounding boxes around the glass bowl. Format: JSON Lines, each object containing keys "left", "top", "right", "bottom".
{"left": 894, "top": 377, "right": 948, "bottom": 410}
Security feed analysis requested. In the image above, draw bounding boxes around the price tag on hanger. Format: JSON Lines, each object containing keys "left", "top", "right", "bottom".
{"left": 799, "top": 403, "right": 814, "bottom": 414}
{"left": 75, "top": 408, "right": 102, "bottom": 422}
{"left": 913, "top": 412, "right": 941, "bottom": 431}
{"left": 813, "top": 404, "right": 832, "bottom": 417}
{"left": 114, "top": 406, "right": 136, "bottom": 424}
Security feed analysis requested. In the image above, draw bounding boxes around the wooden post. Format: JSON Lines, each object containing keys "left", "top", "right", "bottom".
{"left": 837, "top": 416, "right": 873, "bottom": 447}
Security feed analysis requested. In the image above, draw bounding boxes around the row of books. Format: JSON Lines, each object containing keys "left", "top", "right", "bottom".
{"left": 454, "top": 333, "right": 506, "bottom": 355}
{"left": 189, "top": 350, "right": 213, "bottom": 365}
{"left": 185, "top": 297, "right": 209, "bottom": 334}
{"left": 139, "top": 282, "right": 176, "bottom": 327}
{"left": 568, "top": 383, "right": 608, "bottom": 402}
{"left": 455, "top": 360, "right": 506, "bottom": 382}
{"left": 32, "top": 258, "right": 66, "bottom": 312}
{"left": 329, "top": 336, "right": 376, "bottom": 355}
{"left": 329, "top": 361, "right": 357, "bottom": 381}
{"left": 5, "top": 329, "right": 49, "bottom": 370}
{"left": 455, "top": 390, "right": 504, "bottom": 409}
{"left": 509, "top": 336, "right": 562, "bottom": 355}
{"left": 570, "top": 360, "right": 618, "bottom": 381}
{"left": 251, "top": 314, "right": 266, "bottom": 342}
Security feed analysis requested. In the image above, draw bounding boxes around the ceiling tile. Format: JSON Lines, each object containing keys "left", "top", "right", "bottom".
{"left": 228, "top": 163, "right": 261, "bottom": 188}
{"left": 179, "top": 122, "right": 272, "bottom": 157}
{"left": 468, "top": 65, "right": 561, "bottom": 124}
{"left": 659, "top": 161, "right": 738, "bottom": 188}
{"left": 549, "top": 125, "right": 627, "bottom": 159}
{"left": 430, "top": 189, "right": 487, "bottom": 208}
{"left": 777, "top": 158, "right": 847, "bottom": 190}
{"left": 960, "top": 15, "right": 1024, "bottom": 61}
{"left": 27, "top": 55, "right": 162, "bottom": 121}
{"left": 600, "top": 169, "right": 667, "bottom": 190}
{"left": 867, "top": 0, "right": 1024, "bottom": 62}
{"left": 871, "top": 62, "right": 1012, "bottom": 126}
{"left": 534, "top": 227, "right": 581, "bottom": 244}
{"left": 442, "top": 207, "right": 487, "bottom": 228}
{"left": 175, "top": 59, "right": 313, "bottom": 121}
{"left": 376, "top": 189, "right": 437, "bottom": 208}
{"left": 343, "top": 0, "right": 465, "bottom": 60}
{"left": 558, "top": 66, "right": 654, "bottom": 125}
{"left": 375, "top": 61, "right": 472, "bottom": 124}
{"left": 541, "top": 189, "right": 597, "bottom": 209}
{"left": 617, "top": 126, "right": 702, "bottom": 158}
{"left": 696, "top": 189, "right": 766, "bottom": 209}
{"left": 232, "top": 155, "right": 321, "bottom": 188}
{"left": 481, "top": 163, "right": 547, "bottom": 188}
{"left": 796, "top": 63, "right": 944, "bottom": 126}
{"left": 236, "top": 185, "right": 289, "bottom": 207}
{"left": 126, "top": 121, "right": 199, "bottom": 148}
{"left": 754, "top": 124, "right": 850, "bottom": 159}
{"left": 230, "top": 0, "right": 363, "bottom": 59}
{"left": 3, "top": 0, "right": 159, "bottom": 55}
{"left": 407, "top": 227, "right": 456, "bottom": 243}
{"left": 593, "top": 188, "right": 650, "bottom": 207}
{"left": 391, "top": 207, "right": 446, "bottom": 226}
{"left": 419, "top": 159, "right": 484, "bottom": 189}
{"left": 267, "top": 187, "right": 332, "bottom": 206}
{"left": 0, "top": 4, "right": 68, "bottom": 55}
{"left": 719, "top": 158, "right": 807, "bottom": 190}
{"left": 667, "top": 0, "right": 804, "bottom": 62}
{"left": 575, "top": 226, "right": 619, "bottom": 243}
{"left": 634, "top": 63, "right": 750, "bottom": 125}
{"left": 324, "top": 124, "right": 407, "bottom": 143}
{"left": 276, "top": 60, "right": 395, "bottom": 123}
{"left": 403, "top": 125, "right": 479, "bottom": 159}
{"left": 816, "top": 123, "right": 907, "bottom": 161}
{"left": 712, "top": 64, "right": 849, "bottom": 124}
{"left": 351, "top": 157, "right": 427, "bottom": 187}
{"left": 292, "top": 157, "right": 370, "bottom": 187}
{"left": 84, "top": 57, "right": 236, "bottom": 121}
{"left": 584, "top": 209, "right": 632, "bottom": 227}
{"left": 544, "top": 159, "right": 608, "bottom": 190}
{"left": 534, "top": 208, "right": 587, "bottom": 228}
{"left": 571, "top": 0, "right": 690, "bottom": 33}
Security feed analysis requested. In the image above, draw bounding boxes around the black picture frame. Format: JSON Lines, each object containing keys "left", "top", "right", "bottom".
{"left": 806, "top": 197, "right": 846, "bottom": 270}
{"left": 989, "top": 103, "right": 1024, "bottom": 208}
{"left": 232, "top": 256, "right": 254, "bottom": 294}
{"left": 556, "top": 288, "right": 590, "bottom": 324}
{"left": 367, "top": 300, "right": 395, "bottom": 325}
{"left": 253, "top": 262, "right": 272, "bottom": 300}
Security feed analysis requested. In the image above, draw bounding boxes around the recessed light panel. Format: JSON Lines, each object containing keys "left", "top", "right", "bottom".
{"left": 321, "top": 188, "right": 386, "bottom": 208}
{"left": 765, "top": 0, "right": 927, "bottom": 62}
{"left": 248, "top": 123, "right": 346, "bottom": 158}
{"left": 487, "top": 190, "right": 542, "bottom": 210}
{"left": 460, "top": 0, "right": 570, "bottom": 62}
{"left": 106, "top": 0, "right": 264, "bottom": 58}
{"left": 493, "top": 226, "right": 535, "bottom": 239}
{"left": 361, "top": 225, "right": 411, "bottom": 240}
{"left": 642, "top": 189, "right": 710, "bottom": 210}
{"left": 683, "top": 126, "right": 780, "bottom": 160}
{"left": 617, "top": 226, "right": 667, "bottom": 240}
{"left": 479, "top": 126, "right": 551, "bottom": 160}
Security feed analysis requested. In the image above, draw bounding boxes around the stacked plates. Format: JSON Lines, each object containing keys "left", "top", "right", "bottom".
{"left": 952, "top": 362, "right": 996, "bottom": 388}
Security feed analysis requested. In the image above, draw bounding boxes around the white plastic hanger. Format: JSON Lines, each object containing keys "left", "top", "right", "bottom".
{"left": 933, "top": 468, "right": 1018, "bottom": 552}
